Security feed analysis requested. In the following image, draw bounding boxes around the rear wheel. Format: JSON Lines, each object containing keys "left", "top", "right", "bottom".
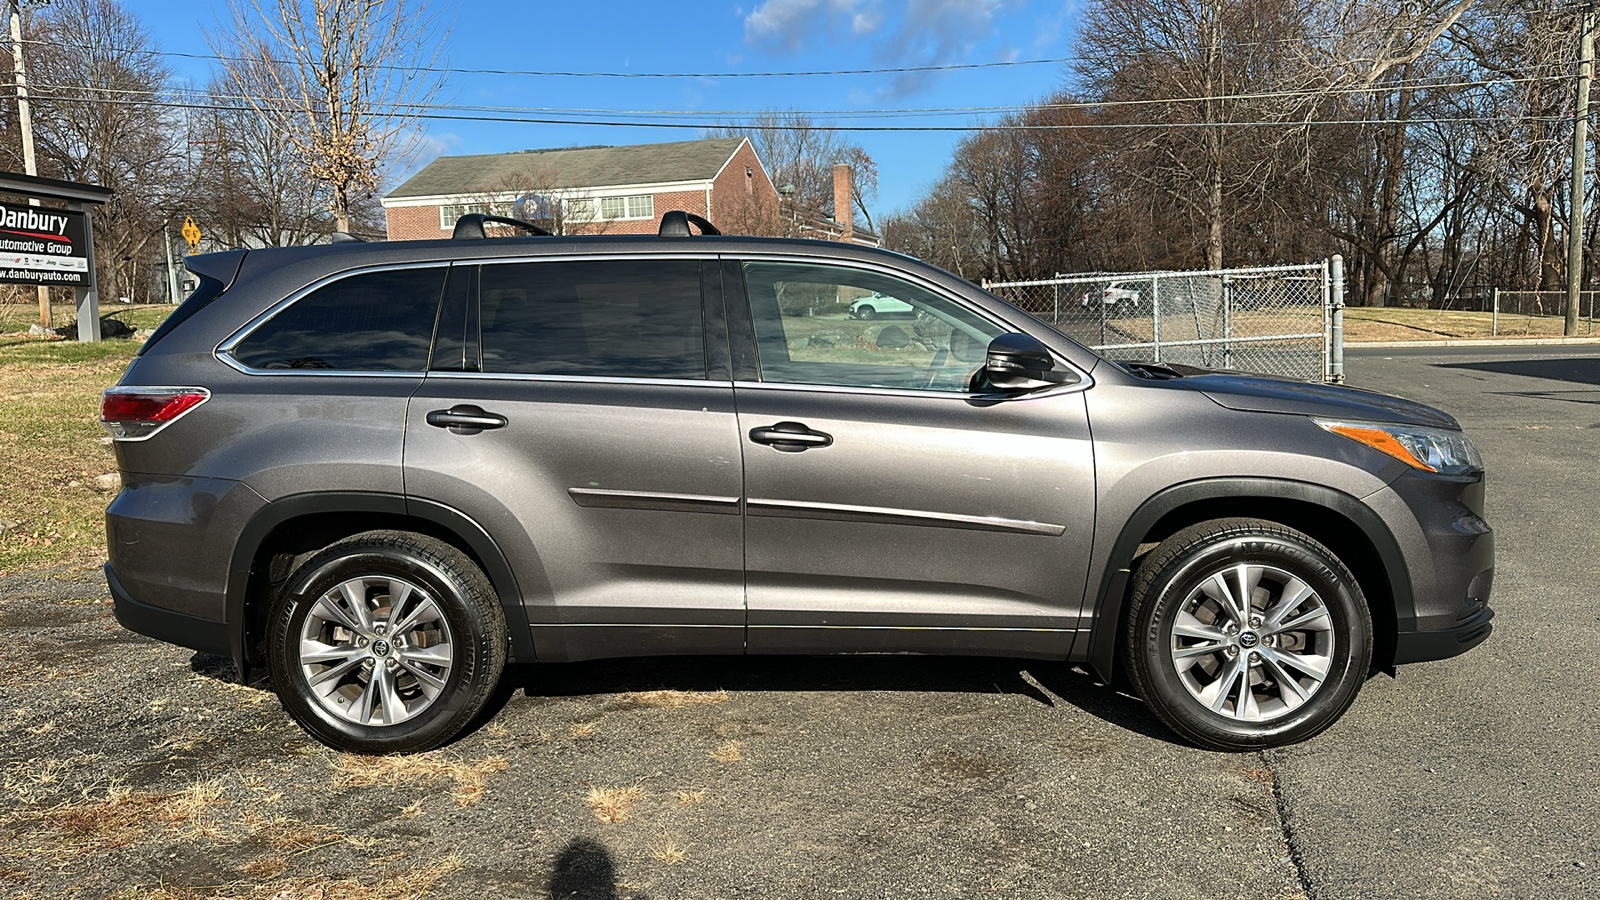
{"left": 855, "top": 305, "right": 877, "bottom": 320}
{"left": 268, "top": 530, "right": 507, "bottom": 754}
{"left": 1124, "top": 518, "right": 1371, "bottom": 751}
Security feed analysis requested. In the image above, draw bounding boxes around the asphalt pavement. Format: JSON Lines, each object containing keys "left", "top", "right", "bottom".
{"left": 0, "top": 343, "right": 1595, "bottom": 899}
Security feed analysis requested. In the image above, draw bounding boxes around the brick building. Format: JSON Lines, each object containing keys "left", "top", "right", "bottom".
{"left": 383, "top": 137, "right": 784, "bottom": 240}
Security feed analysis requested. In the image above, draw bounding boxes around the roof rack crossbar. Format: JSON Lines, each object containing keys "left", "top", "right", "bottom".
{"left": 452, "top": 213, "right": 554, "bottom": 240}
{"left": 658, "top": 210, "right": 720, "bottom": 237}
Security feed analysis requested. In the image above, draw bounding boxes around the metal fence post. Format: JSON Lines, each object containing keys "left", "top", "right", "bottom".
{"left": 1492, "top": 288, "right": 1499, "bottom": 336}
{"left": 1152, "top": 276, "right": 1162, "bottom": 363}
{"left": 1053, "top": 281, "right": 1060, "bottom": 326}
{"left": 1330, "top": 255, "right": 1345, "bottom": 384}
{"left": 1222, "top": 276, "right": 1233, "bottom": 370}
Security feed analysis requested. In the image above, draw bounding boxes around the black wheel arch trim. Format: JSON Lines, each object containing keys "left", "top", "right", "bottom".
{"left": 225, "top": 491, "right": 536, "bottom": 682}
{"left": 1084, "top": 477, "right": 1412, "bottom": 685}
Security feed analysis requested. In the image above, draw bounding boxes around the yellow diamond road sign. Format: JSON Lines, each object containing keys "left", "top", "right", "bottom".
{"left": 181, "top": 217, "right": 201, "bottom": 252}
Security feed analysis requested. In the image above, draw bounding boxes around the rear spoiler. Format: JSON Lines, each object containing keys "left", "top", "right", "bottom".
{"left": 185, "top": 248, "right": 248, "bottom": 291}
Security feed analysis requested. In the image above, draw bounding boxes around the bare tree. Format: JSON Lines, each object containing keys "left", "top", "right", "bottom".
{"left": 706, "top": 111, "right": 879, "bottom": 234}
{"left": 208, "top": 0, "right": 446, "bottom": 233}
{"left": 6, "top": 0, "right": 179, "bottom": 302}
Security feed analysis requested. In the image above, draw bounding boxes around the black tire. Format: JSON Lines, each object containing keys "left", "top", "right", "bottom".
{"left": 856, "top": 305, "right": 877, "bottom": 320}
{"left": 1124, "top": 518, "right": 1372, "bottom": 751}
{"left": 268, "top": 530, "right": 507, "bottom": 754}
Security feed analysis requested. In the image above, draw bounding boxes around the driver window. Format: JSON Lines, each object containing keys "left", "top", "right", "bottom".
{"left": 741, "top": 261, "right": 1003, "bottom": 392}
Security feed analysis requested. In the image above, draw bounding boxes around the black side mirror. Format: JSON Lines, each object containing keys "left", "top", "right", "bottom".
{"left": 982, "top": 333, "right": 1063, "bottom": 391}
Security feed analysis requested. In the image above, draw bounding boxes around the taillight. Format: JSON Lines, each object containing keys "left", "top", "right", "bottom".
{"left": 100, "top": 388, "right": 210, "bottom": 441}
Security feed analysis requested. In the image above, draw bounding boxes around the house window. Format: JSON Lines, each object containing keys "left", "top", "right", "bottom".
{"left": 439, "top": 201, "right": 511, "bottom": 229}
{"left": 600, "top": 195, "right": 653, "bottom": 220}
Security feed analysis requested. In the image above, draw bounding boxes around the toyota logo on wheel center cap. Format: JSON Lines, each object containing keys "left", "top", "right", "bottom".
{"left": 372, "top": 639, "right": 392, "bottom": 657}
{"left": 1239, "top": 632, "right": 1260, "bottom": 649}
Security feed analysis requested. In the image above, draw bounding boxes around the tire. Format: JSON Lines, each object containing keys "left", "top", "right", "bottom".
{"left": 1123, "top": 518, "right": 1372, "bottom": 751}
{"left": 267, "top": 530, "right": 507, "bottom": 754}
{"left": 856, "top": 305, "right": 877, "bottom": 320}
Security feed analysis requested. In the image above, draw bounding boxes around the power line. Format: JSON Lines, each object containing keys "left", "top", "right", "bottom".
{"left": 15, "top": 71, "right": 1572, "bottom": 123}
{"left": 11, "top": 92, "right": 1565, "bottom": 131}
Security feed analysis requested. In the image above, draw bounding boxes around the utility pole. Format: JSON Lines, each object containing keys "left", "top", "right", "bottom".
{"left": 7, "top": 0, "right": 49, "bottom": 328}
{"left": 1568, "top": 0, "right": 1597, "bottom": 337}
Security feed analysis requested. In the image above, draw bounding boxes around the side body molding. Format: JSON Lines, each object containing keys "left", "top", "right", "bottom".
{"left": 224, "top": 492, "right": 536, "bottom": 681}
{"left": 1081, "top": 477, "right": 1412, "bottom": 684}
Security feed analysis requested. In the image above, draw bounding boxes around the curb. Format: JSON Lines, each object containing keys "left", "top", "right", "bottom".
{"left": 1348, "top": 337, "right": 1600, "bottom": 349}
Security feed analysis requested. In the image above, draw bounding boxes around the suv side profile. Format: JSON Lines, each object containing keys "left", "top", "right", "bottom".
{"left": 103, "top": 212, "right": 1494, "bottom": 754}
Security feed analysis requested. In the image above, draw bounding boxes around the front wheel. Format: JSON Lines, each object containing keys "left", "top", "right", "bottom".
{"left": 854, "top": 305, "right": 876, "bottom": 320}
{"left": 268, "top": 530, "right": 507, "bottom": 754}
{"left": 1124, "top": 518, "right": 1372, "bottom": 751}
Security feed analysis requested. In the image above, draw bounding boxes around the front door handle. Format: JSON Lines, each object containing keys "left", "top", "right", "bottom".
{"left": 749, "top": 421, "right": 833, "bottom": 452}
{"left": 426, "top": 404, "right": 507, "bottom": 435}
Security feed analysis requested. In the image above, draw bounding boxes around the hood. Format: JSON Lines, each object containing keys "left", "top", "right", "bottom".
{"left": 1172, "top": 370, "right": 1459, "bottom": 429}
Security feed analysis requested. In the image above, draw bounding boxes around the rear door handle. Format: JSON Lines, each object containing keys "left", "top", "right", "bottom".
{"left": 426, "top": 404, "right": 507, "bottom": 435}
{"left": 748, "top": 421, "right": 833, "bottom": 452}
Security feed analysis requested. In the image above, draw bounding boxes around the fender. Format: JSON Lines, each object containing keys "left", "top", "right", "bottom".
{"left": 224, "top": 491, "right": 537, "bottom": 682}
{"left": 1083, "top": 477, "right": 1412, "bottom": 684}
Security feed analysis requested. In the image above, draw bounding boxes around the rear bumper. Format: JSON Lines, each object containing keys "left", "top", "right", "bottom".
{"left": 107, "top": 563, "right": 231, "bottom": 658}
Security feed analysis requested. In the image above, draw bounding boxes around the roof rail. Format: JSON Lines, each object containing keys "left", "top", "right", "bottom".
{"left": 452, "top": 213, "right": 554, "bottom": 240}
{"left": 659, "top": 210, "right": 720, "bottom": 237}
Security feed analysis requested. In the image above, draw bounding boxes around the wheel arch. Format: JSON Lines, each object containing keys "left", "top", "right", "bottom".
{"left": 1085, "top": 478, "right": 1410, "bottom": 685}
{"left": 225, "top": 492, "right": 535, "bottom": 682}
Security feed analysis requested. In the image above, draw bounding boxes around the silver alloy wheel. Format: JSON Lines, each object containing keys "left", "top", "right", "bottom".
{"left": 297, "top": 575, "right": 455, "bottom": 726}
{"left": 1169, "top": 562, "right": 1335, "bottom": 722}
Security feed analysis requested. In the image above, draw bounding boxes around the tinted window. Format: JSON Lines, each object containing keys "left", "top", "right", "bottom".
{"left": 742, "top": 262, "right": 1004, "bottom": 392}
{"left": 479, "top": 260, "right": 706, "bottom": 379}
{"left": 232, "top": 267, "right": 445, "bottom": 371}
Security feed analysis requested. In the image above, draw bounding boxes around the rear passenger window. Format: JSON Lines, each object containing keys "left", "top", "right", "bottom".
{"left": 231, "top": 267, "right": 445, "bottom": 371}
{"left": 478, "top": 260, "right": 706, "bottom": 379}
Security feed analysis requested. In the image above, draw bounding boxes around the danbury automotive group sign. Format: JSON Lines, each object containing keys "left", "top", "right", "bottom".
{"left": 0, "top": 200, "right": 90, "bottom": 286}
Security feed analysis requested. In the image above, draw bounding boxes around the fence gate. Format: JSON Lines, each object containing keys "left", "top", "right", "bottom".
{"left": 985, "top": 258, "right": 1344, "bottom": 383}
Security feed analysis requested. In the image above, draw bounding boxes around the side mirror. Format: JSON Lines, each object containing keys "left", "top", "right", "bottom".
{"left": 982, "top": 333, "right": 1063, "bottom": 391}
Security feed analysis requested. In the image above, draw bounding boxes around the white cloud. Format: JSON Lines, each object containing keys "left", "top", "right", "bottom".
{"left": 744, "top": 0, "right": 877, "bottom": 53}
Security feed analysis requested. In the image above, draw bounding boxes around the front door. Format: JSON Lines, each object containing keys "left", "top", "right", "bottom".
{"left": 727, "top": 259, "right": 1097, "bottom": 658}
{"left": 404, "top": 257, "right": 745, "bottom": 661}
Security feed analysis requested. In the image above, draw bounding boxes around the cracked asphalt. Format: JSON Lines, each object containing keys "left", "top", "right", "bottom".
{"left": 0, "top": 344, "right": 1595, "bottom": 899}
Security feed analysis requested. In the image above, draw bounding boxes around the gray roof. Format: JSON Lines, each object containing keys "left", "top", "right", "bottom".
{"left": 386, "top": 138, "right": 749, "bottom": 200}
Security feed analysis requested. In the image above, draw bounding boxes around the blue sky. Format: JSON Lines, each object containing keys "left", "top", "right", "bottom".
{"left": 127, "top": 0, "right": 1086, "bottom": 215}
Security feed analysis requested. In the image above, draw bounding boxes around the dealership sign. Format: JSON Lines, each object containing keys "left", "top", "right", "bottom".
{"left": 0, "top": 201, "right": 90, "bottom": 286}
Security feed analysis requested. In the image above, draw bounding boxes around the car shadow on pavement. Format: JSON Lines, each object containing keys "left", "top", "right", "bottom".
{"left": 1438, "top": 356, "right": 1600, "bottom": 386}
{"left": 488, "top": 655, "right": 1184, "bottom": 747}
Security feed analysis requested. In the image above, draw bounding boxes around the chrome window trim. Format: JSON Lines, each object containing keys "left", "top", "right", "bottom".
{"left": 731, "top": 379, "right": 1087, "bottom": 402}
{"left": 215, "top": 261, "right": 452, "bottom": 377}
{"left": 725, "top": 253, "right": 1094, "bottom": 395}
{"left": 425, "top": 371, "right": 728, "bottom": 388}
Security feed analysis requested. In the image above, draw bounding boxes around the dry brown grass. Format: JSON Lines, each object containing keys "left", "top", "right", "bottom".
{"left": 585, "top": 785, "right": 646, "bottom": 824}
{"left": 120, "top": 854, "right": 462, "bottom": 900}
{"left": 1343, "top": 307, "right": 1597, "bottom": 342}
{"left": 8, "top": 780, "right": 228, "bottom": 855}
{"left": 237, "top": 856, "right": 289, "bottom": 879}
{"left": 675, "top": 789, "right": 707, "bottom": 806}
{"left": 709, "top": 741, "right": 744, "bottom": 764}
{"left": 648, "top": 837, "right": 687, "bottom": 866}
{"left": 333, "top": 753, "right": 508, "bottom": 808}
{"left": 611, "top": 689, "right": 729, "bottom": 710}
{"left": 570, "top": 721, "right": 598, "bottom": 740}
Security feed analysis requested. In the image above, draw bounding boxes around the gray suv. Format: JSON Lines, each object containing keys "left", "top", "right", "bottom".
{"left": 102, "top": 211, "right": 1494, "bottom": 754}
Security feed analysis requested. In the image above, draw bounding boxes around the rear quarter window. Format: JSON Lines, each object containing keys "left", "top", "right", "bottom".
{"left": 230, "top": 267, "right": 446, "bottom": 371}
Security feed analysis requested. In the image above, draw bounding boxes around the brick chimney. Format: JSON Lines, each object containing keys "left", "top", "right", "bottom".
{"left": 832, "top": 163, "right": 853, "bottom": 243}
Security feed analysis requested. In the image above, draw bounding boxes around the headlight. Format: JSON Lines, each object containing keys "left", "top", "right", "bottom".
{"left": 1314, "top": 419, "right": 1483, "bottom": 475}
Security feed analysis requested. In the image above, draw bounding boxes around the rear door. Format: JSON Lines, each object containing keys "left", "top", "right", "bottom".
{"left": 404, "top": 257, "right": 745, "bottom": 661}
{"left": 726, "top": 258, "right": 1097, "bottom": 658}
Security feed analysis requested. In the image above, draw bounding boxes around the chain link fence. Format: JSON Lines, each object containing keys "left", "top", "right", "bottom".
{"left": 985, "top": 261, "right": 1338, "bottom": 383}
{"left": 1491, "top": 290, "right": 1597, "bottom": 336}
